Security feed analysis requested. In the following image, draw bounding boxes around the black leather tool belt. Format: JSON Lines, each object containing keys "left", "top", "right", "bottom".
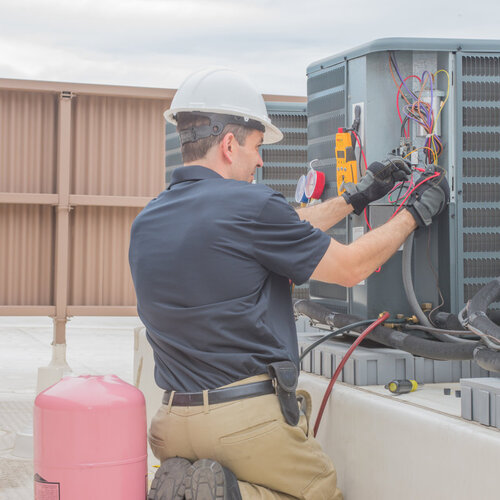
{"left": 162, "top": 379, "right": 275, "bottom": 406}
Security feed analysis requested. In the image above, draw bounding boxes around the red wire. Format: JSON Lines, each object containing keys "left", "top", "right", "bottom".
{"left": 351, "top": 130, "right": 368, "bottom": 171}
{"left": 389, "top": 171, "right": 440, "bottom": 220}
{"left": 363, "top": 207, "right": 372, "bottom": 230}
{"left": 387, "top": 180, "right": 410, "bottom": 203}
{"left": 313, "top": 312, "right": 391, "bottom": 437}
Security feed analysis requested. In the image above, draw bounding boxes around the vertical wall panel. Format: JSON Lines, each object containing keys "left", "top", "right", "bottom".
{"left": 0, "top": 90, "right": 57, "bottom": 193}
{"left": 71, "top": 96, "right": 169, "bottom": 197}
{"left": 68, "top": 206, "right": 141, "bottom": 306}
{"left": 0, "top": 205, "right": 54, "bottom": 304}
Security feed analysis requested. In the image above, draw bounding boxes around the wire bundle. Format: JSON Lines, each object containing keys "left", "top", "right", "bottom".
{"left": 389, "top": 52, "right": 450, "bottom": 164}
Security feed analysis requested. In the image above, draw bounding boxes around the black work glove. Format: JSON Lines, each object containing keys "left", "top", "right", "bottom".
{"left": 342, "top": 158, "right": 411, "bottom": 215}
{"left": 406, "top": 166, "right": 449, "bottom": 227}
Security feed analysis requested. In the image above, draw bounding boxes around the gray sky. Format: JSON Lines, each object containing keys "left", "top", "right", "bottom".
{"left": 0, "top": 0, "right": 499, "bottom": 96}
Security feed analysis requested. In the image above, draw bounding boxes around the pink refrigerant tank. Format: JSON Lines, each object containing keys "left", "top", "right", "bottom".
{"left": 34, "top": 375, "right": 147, "bottom": 500}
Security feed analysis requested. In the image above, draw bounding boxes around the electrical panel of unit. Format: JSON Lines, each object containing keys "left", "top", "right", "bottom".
{"left": 165, "top": 101, "right": 310, "bottom": 299}
{"left": 306, "top": 38, "right": 500, "bottom": 318}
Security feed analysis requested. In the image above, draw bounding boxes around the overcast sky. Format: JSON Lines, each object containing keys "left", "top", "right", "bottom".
{"left": 0, "top": 0, "right": 499, "bottom": 96}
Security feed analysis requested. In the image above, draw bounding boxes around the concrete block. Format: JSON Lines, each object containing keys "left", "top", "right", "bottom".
{"left": 460, "top": 377, "right": 500, "bottom": 429}
{"left": 299, "top": 338, "right": 414, "bottom": 386}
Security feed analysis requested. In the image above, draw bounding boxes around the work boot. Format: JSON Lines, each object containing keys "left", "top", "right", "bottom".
{"left": 148, "top": 457, "right": 192, "bottom": 500}
{"left": 185, "top": 459, "right": 242, "bottom": 500}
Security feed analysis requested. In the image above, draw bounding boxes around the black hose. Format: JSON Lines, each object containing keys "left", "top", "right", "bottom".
{"left": 299, "top": 319, "right": 375, "bottom": 362}
{"left": 294, "top": 299, "right": 478, "bottom": 361}
{"left": 461, "top": 278, "right": 500, "bottom": 345}
{"left": 474, "top": 346, "right": 500, "bottom": 372}
{"left": 433, "top": 310, "right": 500, "bottom": 330}
{"left": 487, "top": 310, "right": 500, "bottom": 326}
{"left": 433, "top": 312, "right": 467, "bottom": 331}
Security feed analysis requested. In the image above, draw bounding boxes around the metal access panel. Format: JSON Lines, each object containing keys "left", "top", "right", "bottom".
{"left": 307, "top": 38, "right": 500, "bottom": 318}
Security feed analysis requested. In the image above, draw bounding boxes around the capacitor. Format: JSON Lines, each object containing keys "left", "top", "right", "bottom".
{"left": 384, "top": 379, "right": 419, "bottom": 395}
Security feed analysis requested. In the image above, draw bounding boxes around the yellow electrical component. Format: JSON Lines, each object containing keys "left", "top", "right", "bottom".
{"left": 335, "top": 129, "right": 358, "bottom": 195}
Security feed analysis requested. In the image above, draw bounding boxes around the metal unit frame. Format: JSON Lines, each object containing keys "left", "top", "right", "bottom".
{"left": 456, "top": 52, "right": 500, "bottom": 310}
{"left": 306, "top": 61, "right": 350, "bottom": 313}
{"left": 306, "top": 38, "right": 500, "bottom": 318}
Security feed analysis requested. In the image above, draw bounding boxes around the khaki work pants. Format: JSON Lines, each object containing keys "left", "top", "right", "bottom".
{"left": 149, "top": 374, "right": 343, "bottom": 500}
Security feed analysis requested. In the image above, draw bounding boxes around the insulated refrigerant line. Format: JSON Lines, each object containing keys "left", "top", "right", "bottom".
{"left": 402, "top": 232, "right": 474, "bottom": 344}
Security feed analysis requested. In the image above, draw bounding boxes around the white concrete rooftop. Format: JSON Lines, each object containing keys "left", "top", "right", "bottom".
{"left": 0, "top": 316, "right": 151, "bottom": 500}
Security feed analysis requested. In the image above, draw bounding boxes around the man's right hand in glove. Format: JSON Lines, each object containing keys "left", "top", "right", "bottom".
{"left": 406, "top": 166, "right": 449, "bottom": 227}
{"left": 342, "top": 158, "right": 411, "bottom": 215}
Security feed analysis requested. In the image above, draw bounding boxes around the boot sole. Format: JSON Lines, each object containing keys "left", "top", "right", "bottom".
{"left": 148, "top": 457, "right": 191, "bottom": 500}
{"left": 185, "top": 459, "right": 226, "bottom": 500}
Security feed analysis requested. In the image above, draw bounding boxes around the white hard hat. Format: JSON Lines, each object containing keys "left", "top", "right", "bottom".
{"left": 164, "top": 67, "right": 283, "bottom": 145}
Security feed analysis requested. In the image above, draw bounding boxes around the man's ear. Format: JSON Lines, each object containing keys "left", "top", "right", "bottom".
{"left": 220, "top": 132, "right": 236, "bottom": 163}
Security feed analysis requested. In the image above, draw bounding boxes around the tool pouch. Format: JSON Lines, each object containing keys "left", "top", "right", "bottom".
{"left": 268, "top": 361, "right": 300, "bottom": 426}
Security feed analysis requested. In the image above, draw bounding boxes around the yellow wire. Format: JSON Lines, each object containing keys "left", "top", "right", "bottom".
{"left": 432, "top": 69, "right": 450, "bottom": 134}
{"left": 403, "top": 147, "right": 437, "bottom": 165}
{"left": 430, "top": 136, "right": 438, "bottom": 164}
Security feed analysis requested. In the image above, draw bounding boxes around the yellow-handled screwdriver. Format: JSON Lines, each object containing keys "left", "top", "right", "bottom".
{"left": 384, "top": 379, "right": 419, "bottom": 395}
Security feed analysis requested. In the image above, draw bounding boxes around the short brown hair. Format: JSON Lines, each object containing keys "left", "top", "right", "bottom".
{"left": 176, "top": 112, "right": 254, "bottom": 163}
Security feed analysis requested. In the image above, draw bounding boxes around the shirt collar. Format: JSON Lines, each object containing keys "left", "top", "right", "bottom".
{"left": 169, "top": 165, "right": 223, "bottom": 188}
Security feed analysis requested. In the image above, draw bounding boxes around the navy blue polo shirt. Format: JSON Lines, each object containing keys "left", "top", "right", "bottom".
{"left": 129, "top": 165, "right": 330, "bottom": 392}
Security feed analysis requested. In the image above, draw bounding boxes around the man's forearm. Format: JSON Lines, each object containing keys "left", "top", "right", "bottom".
{"left": 311, "top": 209, "right": 418, "bottom": 286}
{"left": 296, "top": 196, "right": 353, "bottom": 231}
{"left": 346, "top": 209, "right": 417, "bottom": 283}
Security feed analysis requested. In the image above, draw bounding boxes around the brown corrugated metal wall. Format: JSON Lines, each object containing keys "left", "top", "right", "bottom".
{"left": 0, "top": 205, "right": 54, "bottom": 306}
{"left": 68, "top": 206, "right": 140, "bottom": 308}
{"left": 0, "top": 90, "right": 57, "bottom": 194}
{"left": 0, "top": 79, "right": 174, "bottom": 342}
{"left": 0, "top": 77, "right": 305, "bottom": 343}
{"left": 71, "top": 95, "right": 166, "bottom": 196}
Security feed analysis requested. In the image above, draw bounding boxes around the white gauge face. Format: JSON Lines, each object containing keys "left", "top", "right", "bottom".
{"left": 295, "top": 175, "right": 307, "bottom": 203}
{"left": 304, "top": 170, "right": 317, "bottom": 198}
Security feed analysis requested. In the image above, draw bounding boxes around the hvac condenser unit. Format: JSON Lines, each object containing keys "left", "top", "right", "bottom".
{"left": 307, "top": 38, "right": 500, "bottom": 319}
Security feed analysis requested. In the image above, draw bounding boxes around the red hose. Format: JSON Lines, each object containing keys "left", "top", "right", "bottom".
{"left": 313, "top": 312, "right": 390, "bottom": 437}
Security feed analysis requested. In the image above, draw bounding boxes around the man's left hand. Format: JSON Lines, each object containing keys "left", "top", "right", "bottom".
{"left": 342, "top": 158, "right": 411, "bottom": 215}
